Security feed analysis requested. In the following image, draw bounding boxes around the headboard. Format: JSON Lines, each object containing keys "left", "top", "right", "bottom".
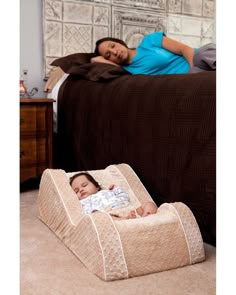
{"left": 43, "top": 0, "right": 215, "bottom": 78}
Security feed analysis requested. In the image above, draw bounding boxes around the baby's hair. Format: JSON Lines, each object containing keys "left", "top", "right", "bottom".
{"left": 69, "top": 172, "right": 102, "bottom": 190}
{"left": 94, "top": 37, "right": 128, "bottom": 56}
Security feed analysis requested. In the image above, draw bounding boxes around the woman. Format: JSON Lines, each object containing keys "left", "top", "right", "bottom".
{"left": 91, "top": 32, "right": 216, "bottom": 75}
{"left": 44, "top": 32, "right": 216, "bottom": 92}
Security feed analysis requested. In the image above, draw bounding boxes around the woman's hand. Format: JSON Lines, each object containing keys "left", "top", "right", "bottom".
{"left": 90, "top": 56, "right": 120, "bottom": 67}
{"left": 44, "top": 66, "right": 65, "bottom": 92}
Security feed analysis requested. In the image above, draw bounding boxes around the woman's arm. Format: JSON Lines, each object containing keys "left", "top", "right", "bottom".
{"left": 162, "top": 36, "right": 194, "bottom": 67}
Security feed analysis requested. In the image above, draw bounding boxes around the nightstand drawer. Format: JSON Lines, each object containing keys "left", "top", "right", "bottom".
{"left": 20, "top": 98, "right": 54, "bottom": 183}
{"left": 20, "top": 138, "right": 47, "bottom": 166}
{"left": 20, "top": 105, "right": 47, "bottom": 134}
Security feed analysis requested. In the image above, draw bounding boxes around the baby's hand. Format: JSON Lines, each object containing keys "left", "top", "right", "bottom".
{"left": 108, "top": 184, "right": 115, "bottom": 190}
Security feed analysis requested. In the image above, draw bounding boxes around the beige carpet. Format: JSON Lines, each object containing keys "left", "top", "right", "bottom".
{"left": 20, "top": 189, "right": 216, "bottom": 295}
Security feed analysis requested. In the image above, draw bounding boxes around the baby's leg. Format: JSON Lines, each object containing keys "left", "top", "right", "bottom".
{"left": 110, "top": 210, "right": 137, "bottom": 220}
{"left": 110, "top": 214, "right": 127, "bottom": 220}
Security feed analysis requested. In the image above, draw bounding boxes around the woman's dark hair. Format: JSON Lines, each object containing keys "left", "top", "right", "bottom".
{"left": 70, "top": 172, "right": 102, "bottom": 190}
{"left": 94, "top": 37, "right": 128, "bottom": 56}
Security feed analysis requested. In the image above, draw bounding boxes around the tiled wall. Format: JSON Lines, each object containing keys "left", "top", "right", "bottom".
{"left": 43, "top": 0, "right": 215, "bottom": 77}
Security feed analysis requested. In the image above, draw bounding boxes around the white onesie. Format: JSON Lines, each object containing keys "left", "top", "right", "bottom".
{"left": 80, "top": 186, "right": 130, "bottom": 215}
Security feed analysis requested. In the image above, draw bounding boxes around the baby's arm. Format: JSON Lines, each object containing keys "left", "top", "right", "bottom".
{"left": 108, "top": 185, "right": 157, "bottom": 217}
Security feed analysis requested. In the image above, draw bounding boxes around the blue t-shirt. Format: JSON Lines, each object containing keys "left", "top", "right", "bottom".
{"left": 122, "top": 32, "right": 191, "bottom": 75}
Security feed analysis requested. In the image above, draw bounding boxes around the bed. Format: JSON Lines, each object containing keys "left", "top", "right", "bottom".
{"left": 49, "top": 53, "right": 216, "bottom": 246}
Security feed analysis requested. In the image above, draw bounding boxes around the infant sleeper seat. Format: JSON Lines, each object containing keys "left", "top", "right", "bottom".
{"left": 38, "top": 163, "right": 205, "bottom": 281}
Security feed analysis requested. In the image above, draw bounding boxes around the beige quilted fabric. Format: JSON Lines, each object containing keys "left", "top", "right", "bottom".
{"left": 38, "top": 164, "right": 205, "bottom": 281}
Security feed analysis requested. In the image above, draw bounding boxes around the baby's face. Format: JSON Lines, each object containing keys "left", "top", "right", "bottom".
{"left": 71, "top": 175, "right": 99, "bottom": 200}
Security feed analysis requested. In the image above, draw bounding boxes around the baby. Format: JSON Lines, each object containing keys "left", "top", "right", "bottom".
{"left": 70, "top": 172, "right": 158, "bottom": 219}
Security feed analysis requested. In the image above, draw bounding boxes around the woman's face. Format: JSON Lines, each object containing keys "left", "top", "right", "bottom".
{"left": 71, "top": 175, "right": 99, "bottom": 200}
{"left": 98, "top": 41, "right": 130, "bottom": 65}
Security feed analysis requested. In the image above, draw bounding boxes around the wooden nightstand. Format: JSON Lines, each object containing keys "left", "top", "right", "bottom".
{"left": 20, "top": 98, "right": 55, "bottom": 183}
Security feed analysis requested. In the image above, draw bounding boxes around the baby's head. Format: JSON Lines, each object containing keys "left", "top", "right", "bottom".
{"left": 70, "top": 172, "right": 101, "bottom": 200}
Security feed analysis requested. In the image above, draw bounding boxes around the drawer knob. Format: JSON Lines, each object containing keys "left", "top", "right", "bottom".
{"left": 20, "top": 151, "right": 25, "bottom": 158}
{"left": 20, "top": 118, "right": 25, "bottom": 124}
